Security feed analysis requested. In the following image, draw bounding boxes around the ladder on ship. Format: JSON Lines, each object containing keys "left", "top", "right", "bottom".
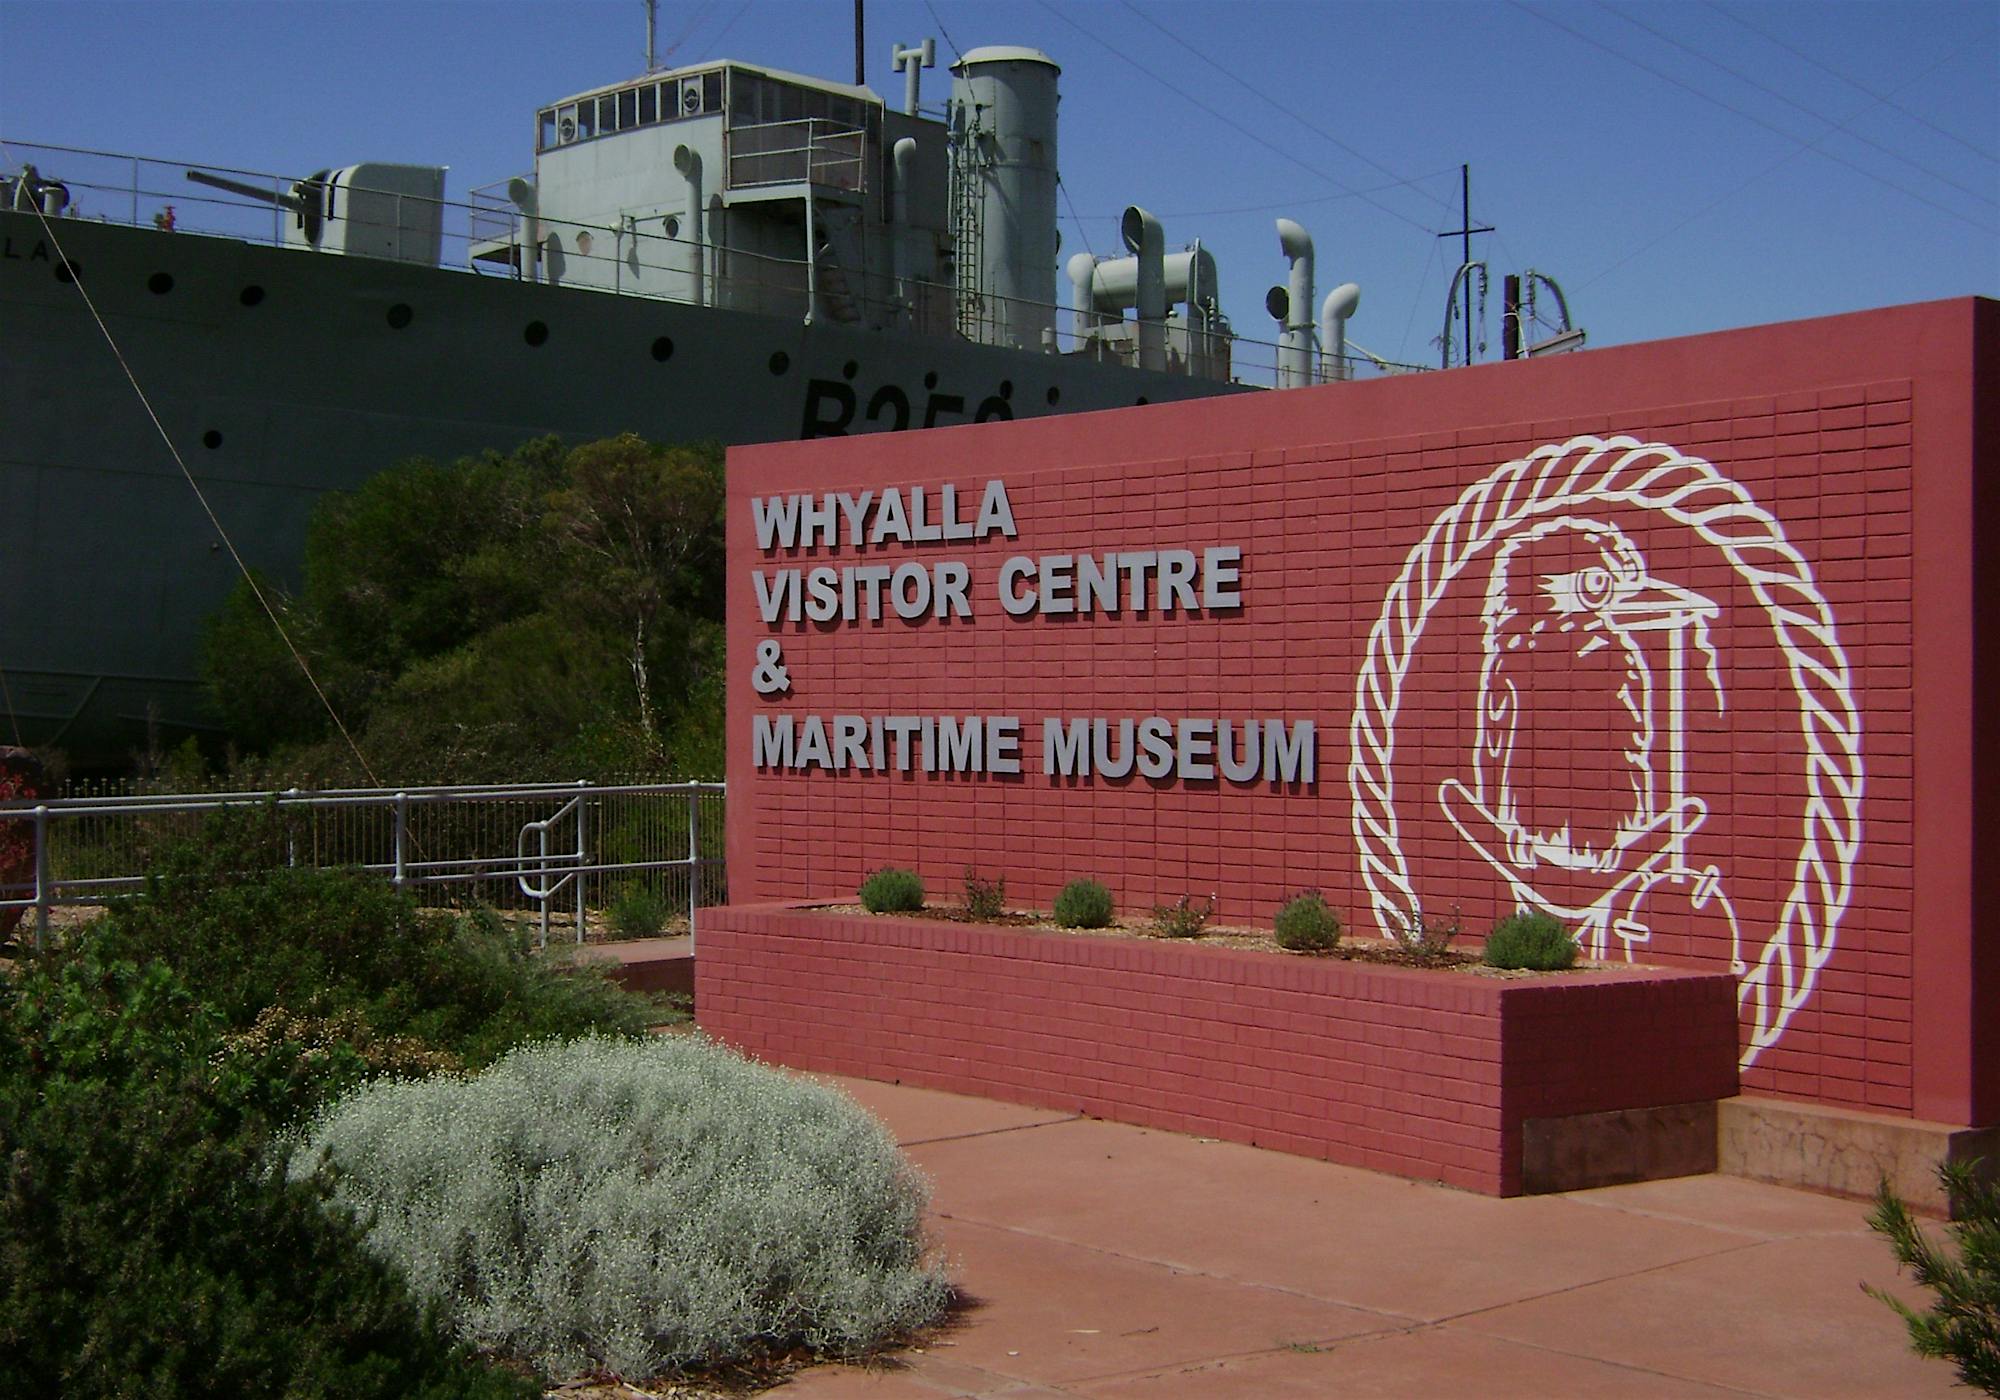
{"left": 947, "top": 103, "right": 988, "bottom": 343}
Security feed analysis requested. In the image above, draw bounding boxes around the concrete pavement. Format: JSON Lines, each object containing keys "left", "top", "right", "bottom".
{"left": 775, "top": 1077, "right": 1961, "bottom": 1399}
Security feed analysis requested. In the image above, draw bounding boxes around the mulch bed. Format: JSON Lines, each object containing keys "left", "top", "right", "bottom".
{"left": 811, "top": 904, "right": 1611, "bottom": 978}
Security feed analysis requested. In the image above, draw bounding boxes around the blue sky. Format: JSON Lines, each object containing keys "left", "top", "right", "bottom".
{"left": 3, "top": 0, "right": 1993, "bottom": 366}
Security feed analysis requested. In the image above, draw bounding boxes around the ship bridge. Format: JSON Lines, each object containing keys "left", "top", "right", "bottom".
{"left": 470, "top": 60, "right": 951, "bottom": 333}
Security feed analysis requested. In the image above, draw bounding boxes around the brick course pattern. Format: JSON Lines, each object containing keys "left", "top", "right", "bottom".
{"left": 698, "top": 907, "right": 1740, "bottom": 1195}
{"left": 723, "top": 297, "right": 1997, "bottom": 1131}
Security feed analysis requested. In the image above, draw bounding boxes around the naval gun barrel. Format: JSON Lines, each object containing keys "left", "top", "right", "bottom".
{"left": 184, "top": 168, "right": 308, "bottom": 213}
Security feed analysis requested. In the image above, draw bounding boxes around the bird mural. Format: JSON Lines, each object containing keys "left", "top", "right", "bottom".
{"left": 1477, "top": 518, "right": 1659, "bottom": 872}
{"left": 1439, "top": 515, "right": 1729, "bottom": 957}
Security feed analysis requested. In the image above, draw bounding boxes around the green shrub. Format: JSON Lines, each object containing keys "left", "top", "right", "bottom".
{"left": 1274, "top": 892, "right": 1341, "bottom": 953}
{"left": 1151, "top": 895, "right": 1212, "bottom": 939}
{"left": 609, "top": 881, "right": 673, "bottom": 938}
{"left": 962, "top": 869, "right": 1006, "bottom": 922}
{"left": 289, "top": 1035, "right": 950, "bottom": 1379}
{"left": 1868, "top": 1160, "right": 1999, "bottom": 1394}
{"left": 0, "top": 955, "right": 534, "bottom": 1399}
{"left": 76, "top": 809, "right": 657, "bottom": 1068}
{"left": 1482, "top": 910, "right": 1579, "bottom": 971}
{"left": 1053, "top": 879, "right": 1114, "bottom": 929}
{"left": 860, "top": 867, "right": 925, "bottom": 913}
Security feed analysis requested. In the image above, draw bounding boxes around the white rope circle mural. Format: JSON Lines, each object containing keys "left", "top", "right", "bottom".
{"left": 1347, "top": 435, "right": 1864, "bottom": 1067}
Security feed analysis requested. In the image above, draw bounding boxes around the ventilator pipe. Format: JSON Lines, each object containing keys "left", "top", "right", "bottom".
{"left": 506, "top": 176, "right": 540, "bottom": 284}
{"left": 1320, "top": 282, "right": 1360, "bottom": 382}
{"left": 1121, "top": 204, "right": 1166, "bottom": 372}
{"left": 1274, "top": 218, "right": 1314, "bottom": 388}
{"left": 1067, "top": 251, "right": 1102, "bottom": 341}
{"left": 1085, "top": 248, "right": 1218, "bottom": 313}
{"left": 890, "top": 137, "right": 918, "bottom": 323}
{"left": 673, "top": 145, "right": 705, "bottom": 307}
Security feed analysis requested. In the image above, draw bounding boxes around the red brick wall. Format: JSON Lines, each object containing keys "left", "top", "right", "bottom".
{"left": 726, "top": 297, "right": 1996, "bottom": 1128}
{"left": 698, "top": 907, "right": 1739, "bottom": 1195}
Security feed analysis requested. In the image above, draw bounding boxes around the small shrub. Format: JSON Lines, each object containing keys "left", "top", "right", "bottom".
{"left": 1388, "top": 901, "right": 1461, "bottom": 965}
{"left": 289, "top": 1035, "right": 950, "bottom": 1380}
{"left": 859, "top": 867, "right": 925, "bottom": 913}
{"left": 609, "top": 881, "right": 672, "bottom": 938}
{"left": 74, "top": 810, "right": 657, "bottom": 1069}
{"left": 1273, "top": 892, "right": 1341, "bottom": 953}
{"left": 1151, "top": 895, "right": 1212, "bottom": 939}
{"left": 1053, "top": 879, "right": 1114, "bottom": 929}
{"left": 1482, "top": 910, "right": 1579, "bottom": 971}
{"left": 962, "top": 869, "right": 1006, "bottom": 921}
{"left": 0, "top": 956, "right": 533, "bottom": 1399}
{"left": 1867, "top": 1160, "right": 1999, "bottom": 1394}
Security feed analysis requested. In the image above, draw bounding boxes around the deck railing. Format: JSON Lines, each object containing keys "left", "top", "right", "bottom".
{"left": 3, "top": 137, "right": 1430, "bottom": 389}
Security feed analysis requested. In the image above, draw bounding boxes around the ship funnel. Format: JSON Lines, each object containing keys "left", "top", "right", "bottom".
{"left": 1320, "top": 283, "right": 1360, "bottom": 381}
{"left": 1274, "top": 218, "right": 1315, "bottom": 387}
{"left": 948, "top": 46, "right": 1060, "bottom": 350}
{"left": 1121, "top": 205, "right": 1166, "bottom": 372}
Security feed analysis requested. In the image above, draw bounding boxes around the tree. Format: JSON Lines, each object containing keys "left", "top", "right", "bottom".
{"left": 199, "top": 435, "right": 726, "bottom": 783}
{"left": 544, "top": 435, "right": 725, "bottom": 756}
{"left": 1868, "top": 1161, "right": 2000, "bottom": 1394}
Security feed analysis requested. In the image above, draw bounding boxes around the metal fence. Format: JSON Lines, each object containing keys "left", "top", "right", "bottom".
{"left": 0, "top": 780, "right": 726, "bottom": 950}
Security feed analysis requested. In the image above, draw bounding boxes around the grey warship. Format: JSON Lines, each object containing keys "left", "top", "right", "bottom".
{"left": 1, "top": 38, "right": 1390, "bottom": 762}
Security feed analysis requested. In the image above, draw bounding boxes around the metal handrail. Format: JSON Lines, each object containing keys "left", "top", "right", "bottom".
{"left": 0, "top": 779, "right": 726, "bottom": 951}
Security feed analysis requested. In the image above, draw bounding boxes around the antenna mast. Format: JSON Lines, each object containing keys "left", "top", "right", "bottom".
{"left": 1436, "top": 163, "right": 1494, "bottom": 368}
{"left": 644, "top": 0, "right": 659, "bottom": 73}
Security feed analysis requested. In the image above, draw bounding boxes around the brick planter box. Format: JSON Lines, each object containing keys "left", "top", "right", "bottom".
{"left": 696, "top": 906, "right": 1741, "bottom": 1196}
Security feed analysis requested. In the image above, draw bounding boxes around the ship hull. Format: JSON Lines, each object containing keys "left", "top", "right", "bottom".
{"left": 0, "top": 211, "right": 1249, "bottom": 760}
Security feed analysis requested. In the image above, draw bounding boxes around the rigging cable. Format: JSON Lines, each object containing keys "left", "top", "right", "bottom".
{"left": 1601, "top": 1, "right": 1995, "bottom": 210}
{"left": 1032, "top": 0, "right": 1441, "bottom": 239}
{"left": 1573, "top": 43, "right": 1969, "bottom": 293}
{"left": 922, "top": 1, "right": 965, "bottom": 63}
{"left": 0, "top": 138, "right": 382, "bottom": 787}
{"left": 1511, "top": 1, "right": 1996, "bottom": 236}
{"left": 1115, "top": 0, "right": 1454, "bottom": 217}
{"left": 0, "top": 664, "right": 21, "bottom": 748}
{"left": 1707, "top": 0, "right": 1996, "bottom": 164}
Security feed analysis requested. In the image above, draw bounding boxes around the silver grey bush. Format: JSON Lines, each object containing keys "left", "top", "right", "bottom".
{"left": 285, "top": 1035, "right": 949, "bottom": 1380}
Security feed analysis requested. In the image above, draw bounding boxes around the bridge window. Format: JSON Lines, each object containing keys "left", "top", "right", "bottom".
{"left": 638, "top": 84, "right": 657, "bottom": 125}
{"left": 538, "top": 109, "right": 556, "bottom": 151}
{"left": 617, "top": 88, "right": 637, "bottom": 129}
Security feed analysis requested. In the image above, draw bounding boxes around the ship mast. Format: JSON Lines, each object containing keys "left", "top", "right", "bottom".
{"left": 644, "top": 0, "right": 659, "bottom": 73}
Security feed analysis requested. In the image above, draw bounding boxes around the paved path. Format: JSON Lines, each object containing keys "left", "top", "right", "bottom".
{"left": 776, "top": 1077, "right": 1959, "bottom": 1399}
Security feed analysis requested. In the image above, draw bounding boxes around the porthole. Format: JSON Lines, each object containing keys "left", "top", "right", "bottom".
{"left": 202, "top": 429, "right": 223, "bottom": 449}
{"left": 650, "top": 336, "right": 674, "bottom": 362}
{"left": 768, "top": 350, "right": 790, "bottom": 375}
{"left": 239, "top": 285, "right": 265, "bottom": 307}
{"left": 54, "top": 260, "right": 81, "bottom": 284}
{"left": 1046, "top": 386, "right": 1061, "bottom": 406}
{"left": 663, "top": 215, "right": 681, "bottom": 239}
{"left": 1135, "top": 396, "right": 1150, "bottom": 406}
{"left": 147, "top": 272, "right": 174, "bottom": 295}
{"left": 998, "top": 379, "right": 1013, "bottom": 399}
{"left": 524, "top": 320, "right": 549, "bottom": 346}
{"left": 386, "top": 303, "right": 414, "bottom": 329}
{"left": 923, "top": 370, "right": 938, "bottom": 389}
{"left": 842, "top": 360, "right": 859, "bottom": 380}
